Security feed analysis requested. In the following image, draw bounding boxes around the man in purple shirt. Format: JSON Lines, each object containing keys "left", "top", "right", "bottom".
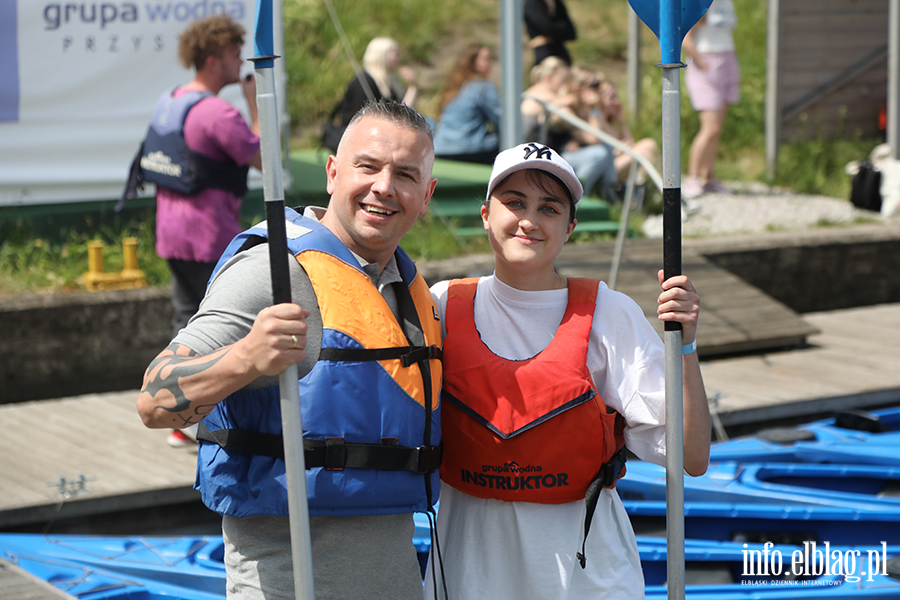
{"left": 153, "top": 15, "right": 261, "bottom": 339}
{"left": 145, "top": 15, "right": 260, "bottom": 448}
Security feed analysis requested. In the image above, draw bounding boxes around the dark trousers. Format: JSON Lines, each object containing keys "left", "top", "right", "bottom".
{"left": 167, "top": 259, "right": 217, "bottom": 338}
{"left": 533, "top": 42, "right": 572, "bottom": 66}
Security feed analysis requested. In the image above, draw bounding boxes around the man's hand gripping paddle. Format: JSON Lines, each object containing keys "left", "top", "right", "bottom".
{"left": 252, "top": 2, "right": 315, "bottom": 599}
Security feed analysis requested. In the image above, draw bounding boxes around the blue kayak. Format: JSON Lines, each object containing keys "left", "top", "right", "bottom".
{"left": 5, "top": 532, "right": 900, "bottom": 598}
{"left": 0, "top": 534, "right": 225, "bottom": 600}
{"left": 625, "top": 500, "right": 900, "bottom": 546}
{"left": 618, "top": 460, "right": 900, "bottom": 512}
{"left": 640, "top": 537, "right": 900, "bottom": 598}
{"left": 710, "top": 407, "right": 900, "bottom": 465}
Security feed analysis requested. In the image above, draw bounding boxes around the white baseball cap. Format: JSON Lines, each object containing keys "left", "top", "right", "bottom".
{"left": 486, "top": 142, "right": 584, "bottom": 205}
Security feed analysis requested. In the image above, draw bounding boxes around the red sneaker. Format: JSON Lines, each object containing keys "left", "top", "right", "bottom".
{"left": 167, "top": 429, "right": 196, "bottom": 447}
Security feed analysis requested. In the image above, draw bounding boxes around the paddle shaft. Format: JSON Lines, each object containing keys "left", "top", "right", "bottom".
{"left": 659, "top": 2, "right": 686, "bottom": 597}
{"left": 252, "top": 2, "right": 315, "bottom": 599}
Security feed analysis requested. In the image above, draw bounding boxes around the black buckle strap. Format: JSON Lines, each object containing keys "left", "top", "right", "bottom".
{"left": 400, "top": 345, "right": 441, "bottom": 367}
{"left": 596, "top": 446, "right": 627, "bottom": 488}
{"left": 304, "top": 438, "right": 443, "bottom": 473}
{"left": 317, "top": 344, "right": 441, "bottom": 367}
{"left": 196, "top": 421, "right": 285, "bottom": 459}
{"left": 577, "top": 445, "right": 628, "bottom": 569}
{"left": 197, "top": 423, "right": 443, "bottom": 474}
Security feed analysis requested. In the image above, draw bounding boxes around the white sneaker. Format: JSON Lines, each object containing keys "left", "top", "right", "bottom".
{"left": 682, "top": 199, "right": 702, "bottom": 217}
{"left": 682, "top": 176, "right": 705, "bottom": 199}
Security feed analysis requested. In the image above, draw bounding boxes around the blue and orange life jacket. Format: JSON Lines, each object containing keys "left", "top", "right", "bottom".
{"left": 195, "top": 208, "right": 442, "bottom": 517}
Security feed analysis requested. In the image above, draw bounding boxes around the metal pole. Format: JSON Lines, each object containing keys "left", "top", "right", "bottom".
{"left": 273, "top": 0, "right": 292, "bottom": 190}
{"left": 889, "top": 0, "right": 899, "bottom": 160}
{"left": 661, "top": 64, "right": 685, "bottom": 600}
{"left": 627, "top": 7, "right": 642, "bottom": 118}
{"left": 658, "top": 0, "right": 685, "bottom": 596}
{"left": 764, "top": 0, "right": 782, "bottom": 178}
{"left": 609, "top": 161, "right": 638, "bottom": 291}
{"left": 500, "top": 0, "right": 524, "bottom": 149}
{"left": 252, "top": 2, "right": 314, "bottom": 599}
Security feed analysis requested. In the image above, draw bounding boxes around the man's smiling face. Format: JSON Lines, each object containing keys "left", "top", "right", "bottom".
{"left": 322, "top": 115, "right": 437, "bottom": 270}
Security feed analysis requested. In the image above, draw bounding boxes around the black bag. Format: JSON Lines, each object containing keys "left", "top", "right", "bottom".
{"left": 850, "top": 161, "right": 882, "bottom": 212}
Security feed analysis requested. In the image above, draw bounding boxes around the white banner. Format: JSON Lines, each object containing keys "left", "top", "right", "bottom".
{"left": 0, "top": 0, "right": 287, "bottom": 206}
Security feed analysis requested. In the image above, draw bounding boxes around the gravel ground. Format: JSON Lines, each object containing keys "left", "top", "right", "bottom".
{"left": 639, "top": 181, "right": 896, "bottom": 238}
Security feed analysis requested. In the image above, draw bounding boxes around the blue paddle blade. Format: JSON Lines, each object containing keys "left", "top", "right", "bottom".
{"left": 627, "top": 0, "right": 713, "bottom": 63}
{"left": 253, "top": 0, "right": 275, "bottom": 68}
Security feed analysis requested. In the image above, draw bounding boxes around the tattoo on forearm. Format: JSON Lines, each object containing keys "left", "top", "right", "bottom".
{"left": 143, "top": 343, "right": 230, "bottom": 424}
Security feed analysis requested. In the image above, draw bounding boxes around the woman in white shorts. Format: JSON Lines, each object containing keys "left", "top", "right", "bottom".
{"left": 682, "top": 0, "right": 740, "bottom": 199}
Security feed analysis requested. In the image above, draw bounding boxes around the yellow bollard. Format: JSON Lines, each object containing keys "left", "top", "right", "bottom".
{"left": 82, "top": 238, "right": 148, "bottom": 291}
{"left": 122, "top": 237, "right": 140, "bottom": 272}
{"left": 87, "top": 240, "right": 105, "bottom": 275}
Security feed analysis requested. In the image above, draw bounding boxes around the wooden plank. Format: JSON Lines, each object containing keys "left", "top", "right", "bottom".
{"left": 703, "top": 303, "right": 900, "bottom": 422}
{"left": 783, "top": 0, "right": 886, "bottom": 16}
{"left": 783, "top": 15, "right": 890, "bottom": 35}
{"left": 781, "top": 54, "right": 886, "bottom": 74}
{"left": 555, "top": 238, "right": 819, "bottom": 356}
{"left": 780, "top": 63, "right": 886, "bottom": 91}
{"left": 0, "top": 393, "right": 197, "bottom": 526}
{"left": 506, "top": 242, "right": 780, "bottom": 348}
{"left": 0, "top": 560, "right": 75, "bottom": 599}
{"left": 4, "top": 406, "right": 155, "bottom": 489}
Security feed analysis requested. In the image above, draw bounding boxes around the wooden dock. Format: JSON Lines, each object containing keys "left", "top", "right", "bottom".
{"left": 555, "top": 238, "right": 820, "bottom": 356}
{"left": 701, "top": 302, "right": 900, "bottom": 427}
{"left": 0, "top": 392, "right": 199, "bottom": 531}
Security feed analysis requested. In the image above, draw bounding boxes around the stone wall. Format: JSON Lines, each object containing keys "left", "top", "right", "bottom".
{"left": 686, "top": 223, "right": 900, "bottom": 313}
{"left": 1, "top": 287, "right": 172, "bottom": 403}
{"left": 3, "top": 223, "right": 898, "bottom": 403}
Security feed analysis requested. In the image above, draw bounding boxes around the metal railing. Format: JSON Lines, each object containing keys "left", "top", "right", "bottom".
{"left": 523, "top": 92, "right": 663, "bottom": 192}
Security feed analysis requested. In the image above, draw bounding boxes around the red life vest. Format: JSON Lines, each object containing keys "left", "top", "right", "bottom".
{"left": 440, "top": 277, "right": 626, "bottom": 504}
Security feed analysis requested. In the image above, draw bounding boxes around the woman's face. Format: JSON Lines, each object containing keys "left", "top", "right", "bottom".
{"left": 547, "top": 65, "right": 570, "bottom": 89}
{"left": 600, "top": 85, "right": 621, "bottom": 115}
{"left": 481, "top": 170, "right": 575, "bottom": 274}
{"left": 579, "top": 78, "right": 602, "bottom": 106}
{"left": 474, "top": 47, "right": 493, "bottom": 76}
{"left": 386, "top": 46, "right": 400, "bottom": 71}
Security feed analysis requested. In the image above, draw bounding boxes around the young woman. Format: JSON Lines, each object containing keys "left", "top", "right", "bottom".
{"left": 425, "top": 143, "right": 711, "bottom": 599}
{"left": 557, "top": 66, "right": 619, "bottom": 199}
{"left": 682, "top": 0, "right": 740, "bottom": 198}
{"left": 524, "top": 0, "right": 577, "bottom": 67}
{"left": 433, "top": 45, "right": 501, "bottom": 165}
{"left": 323, "top": 37, "right": 419, "bottom": 152}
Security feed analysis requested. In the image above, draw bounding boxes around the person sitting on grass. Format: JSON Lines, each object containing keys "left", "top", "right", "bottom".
{"left": 433, "top": 44, "right": 502, "bottom": 165}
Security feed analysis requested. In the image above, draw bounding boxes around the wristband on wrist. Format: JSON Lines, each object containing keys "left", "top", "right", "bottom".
{"left": 682, "top": 339, "right": 697, "bottom": 355}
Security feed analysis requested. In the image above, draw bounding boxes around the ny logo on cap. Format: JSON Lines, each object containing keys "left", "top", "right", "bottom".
{"left": 523, "top": 142, "right": 553, "bottom": 160}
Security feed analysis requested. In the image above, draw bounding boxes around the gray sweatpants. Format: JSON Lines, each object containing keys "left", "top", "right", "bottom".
{"left": 222, "top": 513, "right": 423, "bottom": 600}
